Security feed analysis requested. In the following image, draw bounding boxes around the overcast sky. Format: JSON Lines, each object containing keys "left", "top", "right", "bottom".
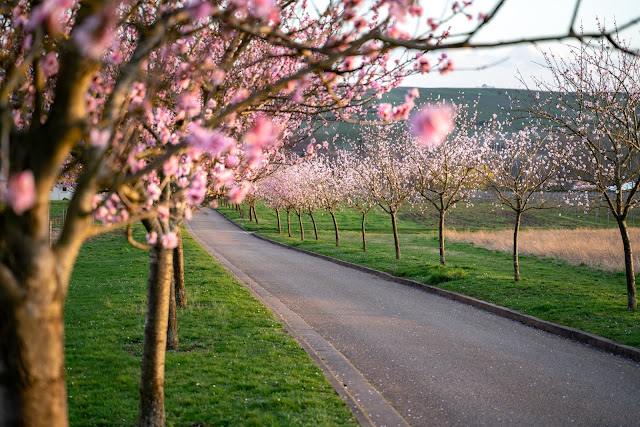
{"left": 401, "top": 0, "right": 640, "bottom": 88}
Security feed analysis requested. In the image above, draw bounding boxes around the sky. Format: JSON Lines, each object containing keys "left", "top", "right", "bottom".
{"left": 402, "top": 0, "right": 640, "bottom": 89}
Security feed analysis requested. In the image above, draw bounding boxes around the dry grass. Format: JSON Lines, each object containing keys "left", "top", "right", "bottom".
{"left": 447, "top": 228, "right": 640, "bottom": 272}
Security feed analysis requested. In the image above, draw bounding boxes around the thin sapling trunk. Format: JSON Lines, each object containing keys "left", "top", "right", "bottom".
{"left": 330, "top": 210, "right": 340, "bottom": 247}
{"left": 173, "top": 228, "right": 186, "bottom": 307}
{"left": 616, "top": 217, "right": 637, "bottom": 311}
{"left": 361, "top": 212, "right": 367, "bottom": 252}
{"left": 390, "top": 210, "right": 401, "bottom": 260}
{"left": 438, "top": 209, "right": 446, "bottom": 266}
{"left": 513, "top": 210, "right": 522, "bottom": 282}
{"left": 309, "top": 211, "right": 318, "bottom": 240}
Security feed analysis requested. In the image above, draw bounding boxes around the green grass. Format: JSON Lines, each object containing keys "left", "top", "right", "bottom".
{"left": 220, "top": 202, "right": 640, "bottom": 349}
{"left": 65, "top": 226, "right": 356, "bottom": 426}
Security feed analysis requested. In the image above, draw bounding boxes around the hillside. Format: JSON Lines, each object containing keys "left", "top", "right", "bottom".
{"left": 300, "top": 87, "right": 540, "bottom": 153}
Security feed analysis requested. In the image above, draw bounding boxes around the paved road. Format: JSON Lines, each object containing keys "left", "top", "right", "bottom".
{"left": 188, "top": 209, "right": 640, "bottom": 426}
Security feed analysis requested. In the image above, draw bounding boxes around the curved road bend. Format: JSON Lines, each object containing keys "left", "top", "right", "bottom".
{"left": 187, "top": 209, "right": 640, "bottom": 426}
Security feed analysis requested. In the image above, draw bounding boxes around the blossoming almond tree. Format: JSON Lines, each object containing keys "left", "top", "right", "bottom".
{"left": 408, "top": 102, "right": 482, "bottom": 266}
{"left": 478, "top": 126, "right": 568, "bottom": 281}
{"left": 523, "top": 36, "right": 640, "bottom": 310}
{"left": 352, "top": 124, "right": 416, "bottom": 259}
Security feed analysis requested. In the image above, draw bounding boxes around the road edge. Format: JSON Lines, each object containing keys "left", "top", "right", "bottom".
{"left": 213, "top": 209, "right": 640, "bottom": 364}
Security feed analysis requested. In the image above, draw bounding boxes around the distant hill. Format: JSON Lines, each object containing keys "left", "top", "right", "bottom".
{"left": 299, "top": 87, "right": 545, "bottom": 153}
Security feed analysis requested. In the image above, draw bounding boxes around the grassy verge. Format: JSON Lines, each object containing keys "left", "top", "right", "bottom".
{"left": 65, "top": 226, "right": 356, "bottom": 426}
{"left": 218, "top": 202, "right": 640, "bottom": 349}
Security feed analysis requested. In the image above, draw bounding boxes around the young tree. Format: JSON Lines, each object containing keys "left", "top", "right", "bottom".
{"left": 524, "top": 36, "right": 640, "bottom": 310}
{"left": 342, "top": 150, "right": 378, "bottom": 252}
{"left": 353, "top": 124, "right": 415, "bottom": 259}
{"left": 479, "top": 127, "right": 567, "bottom": 281}
{"left": 409, "top": 102, "right": 481, "bottom": 265}
{"left": 310, "top": 154, "right": 346, "bottom": 246}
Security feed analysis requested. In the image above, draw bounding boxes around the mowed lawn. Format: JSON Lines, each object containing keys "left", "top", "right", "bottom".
{"left": 65, "top": 225, "right": 356, "bottom": 426}
{"left": 218, "top": 202, "right": 640, "bottom": 348}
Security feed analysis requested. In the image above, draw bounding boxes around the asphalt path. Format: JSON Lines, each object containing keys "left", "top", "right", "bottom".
{"left": 187, "top": 209, "right": 640, "bottom": 426}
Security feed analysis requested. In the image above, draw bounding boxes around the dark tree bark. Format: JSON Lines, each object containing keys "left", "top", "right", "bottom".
{"left": 173, "top": 229, "right": 186, "bottom": 307}
{"left": 249, "top": 204, "right": 253, "bottom": 221}
{"left": 297, "top": 213, "right": 304, "bottom": 241}
{"left": 275, "top": 208, "right": 282, "bottom": 233}
{"left": 329, "top": 210, "right": 340, "bottom": 247}
{"left": 309, "top": 211, "right": 318, "bottom": 240}
{"left": 167, "top": 274, "right": 178, "bottom": 350}
{"left": 361, "top": 213, "right": 367, "bottom": 252}
{"left": 390, "top": 211, "right": 401, "bottom": 260}
{"left": 1, "top": 255, "right": 68, "bottom": 427}
{"left": 513, "top": 210, "right": 522, "bottom": 282}
{"left": 438, "top": 209, "right": 446, "bottom": 266}
{"left": 616, "top": 217, "right": 637, "bottom": 311}
{"left": 253, "top": 206, "right": 259, "bottom": 225}
{"left": 286, "top": 210, "right": 291, "bottom": 237}
{"left": 138, "top": 244, "right": 173, "bottom": 426}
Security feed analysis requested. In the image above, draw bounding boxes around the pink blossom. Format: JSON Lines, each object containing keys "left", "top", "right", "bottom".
{"left": 440, "top": 59, "right": 454, "bottom": 75}
{"left": 189, "top": 2, "right": 214, "bottom": 20}
{"left": 228, "top": 184, "right": 250, "bottom": 204}
{"left": 90, "top": 128, "right": 111, "bottom": 149}
{"left": 249, "top": 0, "right": 278, "bottom": 21}
{"left": 417, "top": 56, "right": 431, "bottom": 73}
{"left": 231, "top": 88, "right": 249, "bottom": 104}
{"left": 146, "top": 231, "right": 158, "bottom": 245}
{"left": 42, "top": 52, "right": 59, "bottom": 77}
{"left": 212, "top": 69, "right": 226, "bottom": 85}
{"left": 377, "top": 103, "right": 393, "bottom": 120}
{"left": 26, "top": 0, "right": 74, "bottom": 34}
{"left": 6, "top": 170, "right": 37, "bottom": 215}
{"left": 157, "top": 205, "right": 170, "bottom": 221}
{"left": 73, "top": 8, "right": 117, "bottom": 60}
{"left": 187, "top": 124, "right": 235, "bottom": 157}
{"left": 178, "top": 92, "right": 201, "bottom": 119}
{"left": 407, "top": 88, "right": 420, "bottom": 100}
{"left": 147, "top": 183, "right": 162, "bottom": 201}
{"left": 409, "top": 105, "right": 454, "bottom": 147}
{"left": 161, "top": 232, "right": 179, "bottom": 249}
{"left": 163, "top": 156, "right": 180, "bottom": 177}
{"left": 244, "top": 115, "right": 278, "bottom": 149}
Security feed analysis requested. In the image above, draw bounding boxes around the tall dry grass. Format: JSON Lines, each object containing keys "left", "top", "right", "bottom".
{"left": 447, "top": 228, "right": 640, "bottom": 272}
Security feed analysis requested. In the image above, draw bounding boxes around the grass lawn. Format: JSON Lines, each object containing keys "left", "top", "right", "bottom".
{"left": 65, "top": 226, "right": 356, "bottom": 426}
{"left": 219, "top": 202, "right": 640, "bottom": 349}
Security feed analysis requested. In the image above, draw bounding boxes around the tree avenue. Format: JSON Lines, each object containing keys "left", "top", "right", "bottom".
{"left": 1, "top": 0, "right": 638, "bottom": 426}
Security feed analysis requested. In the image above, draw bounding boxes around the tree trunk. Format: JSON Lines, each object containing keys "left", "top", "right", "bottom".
{"left": 173, "top": 229, "right": 186, "bottom": 307}
{"left": 361, "top": 212, "right": 367, "bottom": 252}
{"left": 616, "top": 217, "right": 637, "bottom": 311}
{"left": 438, "top": 209, "right": 446, "bottom": 266}
{"left": 1, "top": 253, "right": 68, "bottom": 427}
{"left": 297, "top": 213, "right": 304, "bottom": 241}
{"left": 309, "top": 211, "right": 318, "bottom": 240}
{"left": 138, "top": 245, "right": 173, "bottom": 427}
{"left": 275, "top": 208, "right": 281, "bottom": 233}
{"left": 330, "top": 210, "right": 340, "bottom": 247}
{"left": 513, "top": 210, "right": 522, "bottom": 282}
{"left": 167, "top": 273, "right": 178, "bottom": 350}
{"left": 249, "top": 204, "right": 253, "bottom": 222}
{"left": 287, "top": 211, "right": 291, "bottom": 237}
{"left": 391, "top": 211, "right": 401, "bottom": 260}
{"left": 253, "top": 206, "right": 259, "bottom": 225}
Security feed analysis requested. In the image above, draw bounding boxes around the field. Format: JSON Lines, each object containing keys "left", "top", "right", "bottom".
{"left": 218, "top": 201, "right": 640, "bottom": 349}
{"left": 448, "top": 228, "right": 640, "bottom": 273}
{"left": 64, "top": 224, "right": 356, "bottom": 425}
